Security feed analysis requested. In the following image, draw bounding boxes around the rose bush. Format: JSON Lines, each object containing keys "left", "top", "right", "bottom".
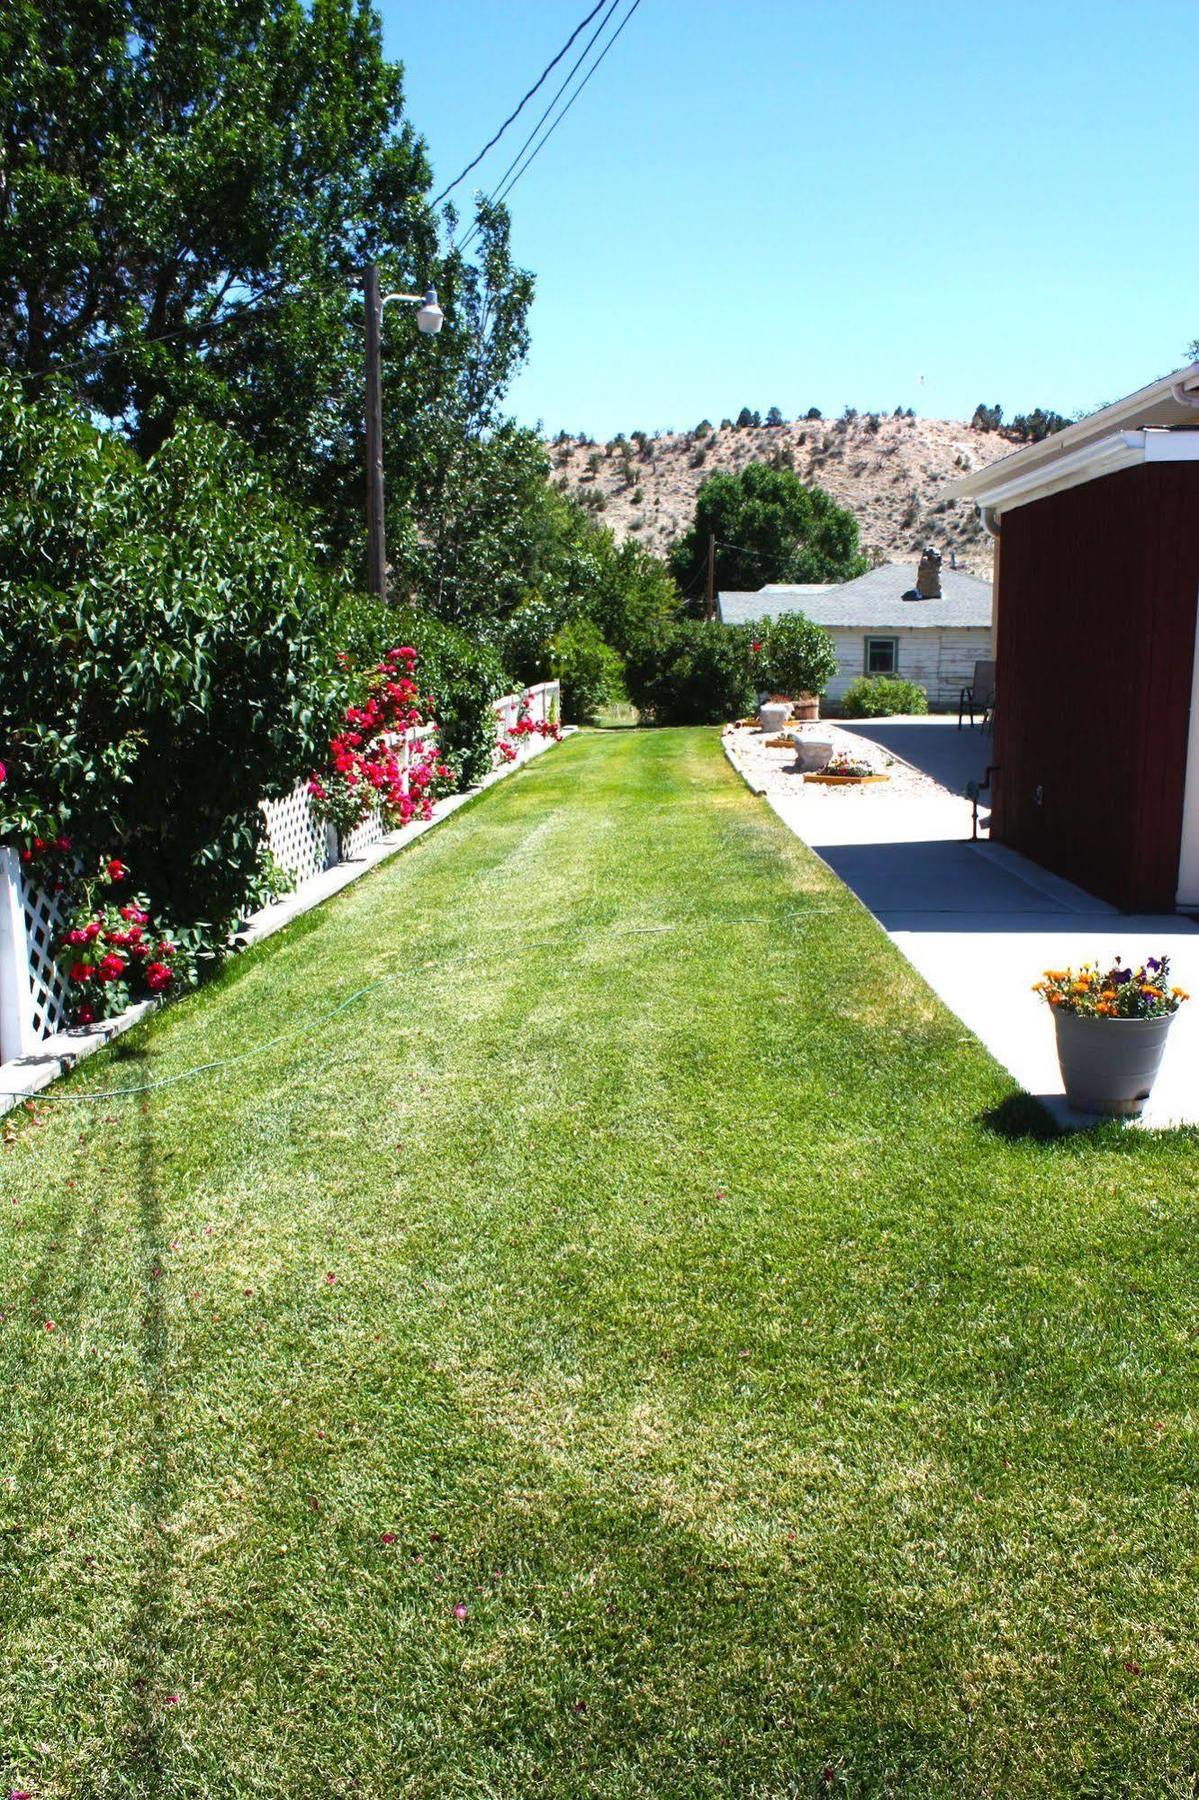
{"left": 49, "top": 853, "right": 195, "bottom": 1027}
{"left": 308, "top": 647, "right": 456, "bottom": 839}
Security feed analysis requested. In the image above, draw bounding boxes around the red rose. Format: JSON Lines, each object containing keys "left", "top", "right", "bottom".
{"left": 98, "top": 953, "right": 126, "bottom": 982}
{"left": 0, "top": 760, "right": 6, "bottom": 785}
{"left": 145, "top": 962, "right": 173, "bottom": 993}
{"left": 75, "top": 1004, "right": 95, "bottom": 1026}
{"left": 105, "top": 858, "right": 128, "bottom": 882}
{"left": 70, "top": 961, "right": 95, "bottom": 983}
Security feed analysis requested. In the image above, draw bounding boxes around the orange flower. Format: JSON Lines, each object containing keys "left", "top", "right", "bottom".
{"left": 1171, "top": 986, "right": 1190, "bottom": 1001}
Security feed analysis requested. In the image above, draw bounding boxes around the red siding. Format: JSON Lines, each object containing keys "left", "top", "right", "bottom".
{"left": 992, "top": 462, "right": 1199, "bottom": 911}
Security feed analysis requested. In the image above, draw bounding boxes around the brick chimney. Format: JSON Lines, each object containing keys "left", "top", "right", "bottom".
{"left": 915, "top": 545, "right": 942, "bottom": 598}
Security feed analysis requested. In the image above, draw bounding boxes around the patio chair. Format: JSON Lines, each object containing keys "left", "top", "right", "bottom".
{"left": 958, "top": 658, "right": 996, "bottom": 731}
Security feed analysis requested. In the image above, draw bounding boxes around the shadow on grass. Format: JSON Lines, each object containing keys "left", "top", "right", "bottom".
{"left": 126, "top": 1084, "right": 170, "bottom": 1791}
{"left": 977, "top": 1092, "right": 1065, "bottom": 1143}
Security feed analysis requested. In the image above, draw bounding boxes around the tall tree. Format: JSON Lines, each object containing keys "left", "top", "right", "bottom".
{"left": 0, "top": 0, "right": 533, "bottom": 569}
{"left": 668, "top": 463, "right": 867, "bottom": 602}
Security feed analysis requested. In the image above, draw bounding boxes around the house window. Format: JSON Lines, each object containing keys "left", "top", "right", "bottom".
{"left": 865, "top": 636, "right": 898, "bottom": 675}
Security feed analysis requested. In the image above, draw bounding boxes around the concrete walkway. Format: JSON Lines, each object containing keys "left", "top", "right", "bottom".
{"left": 840, "top": 714, "right": 995, "bottom": 801}
{"left": 736, "top": 719, "right": 1199, "bottom": 1130}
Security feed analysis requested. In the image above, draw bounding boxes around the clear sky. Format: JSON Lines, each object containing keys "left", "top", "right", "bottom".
{"left": 384, "top": 0, "right": 1197, "bottom": 439}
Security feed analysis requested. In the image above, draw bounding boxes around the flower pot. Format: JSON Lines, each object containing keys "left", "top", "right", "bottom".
{"left": 793, "top": 692, "right": 820, "bottom": 722}
{"left": 1053, "top": 1010, "right": 1175, "bottom": 1116}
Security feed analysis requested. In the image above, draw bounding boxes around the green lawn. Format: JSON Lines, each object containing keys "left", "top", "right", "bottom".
{"left": 3, "top": 728, "right": 1199, "bottom": 1798}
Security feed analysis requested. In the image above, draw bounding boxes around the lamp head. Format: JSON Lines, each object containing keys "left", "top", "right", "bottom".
{"left": 416, "top": 288, "right": 444, "bottom": 335}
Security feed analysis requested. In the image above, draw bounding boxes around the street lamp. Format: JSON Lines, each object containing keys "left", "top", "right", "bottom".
{"left": 364, "top": 266, "right": 443, "bottom": 602}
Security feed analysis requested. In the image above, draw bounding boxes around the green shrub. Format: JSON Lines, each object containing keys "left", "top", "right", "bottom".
{"left": 839, "top": 675, "right": 929, "bottom": 718}
{"left": 553, "top": 619, "right": 622, "bottom": 724}
{"left": 753, "top": 613, "right": 838, "bottom": 698}
{"left": 0, "top": 381, "right": 350, "bottom": 940}
{"left": 624, "top": 621, "right": 755, "bottom": 725}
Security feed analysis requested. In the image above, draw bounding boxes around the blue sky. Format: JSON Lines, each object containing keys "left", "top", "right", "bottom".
{"left": 385, "top": 0, "right": 1197, "bottom": 438}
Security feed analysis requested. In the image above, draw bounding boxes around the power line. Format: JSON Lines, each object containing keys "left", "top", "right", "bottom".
{"left": 455, "top": 0, "right": 622, "bottom": 253}
{"left": 430, "top": 0, "right": 610, "bottom": 208}
{"left": 491, "top": 0, "right": 645, "bottom": 213}
{"left": 456, "top": 0, "right": 641, "bottom": 257}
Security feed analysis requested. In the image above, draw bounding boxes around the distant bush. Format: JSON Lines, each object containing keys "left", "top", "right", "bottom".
{"left": 553, "top": 619, "right": 622, "bottom": 724}
{"left": 839, "top": 675, "right": 929, "bottom": 718}
{"left": 624, "top": 621, "right": 755, "bottom": 725}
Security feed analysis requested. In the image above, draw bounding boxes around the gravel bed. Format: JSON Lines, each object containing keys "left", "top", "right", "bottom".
{"left": 722, "top": 719, "right": 951, "bottom": 803}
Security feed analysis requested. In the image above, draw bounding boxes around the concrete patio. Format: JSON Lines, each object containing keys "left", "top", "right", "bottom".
{"left": 726, "top": 717, "right": 1199, "bottom": 1130}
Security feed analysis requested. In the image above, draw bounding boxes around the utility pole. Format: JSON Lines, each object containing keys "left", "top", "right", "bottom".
{"left": 363, "top": 262, "right": 387, "bottom": 602}
{"left": 706, "top": 530, "right": 716, "bottom": 619}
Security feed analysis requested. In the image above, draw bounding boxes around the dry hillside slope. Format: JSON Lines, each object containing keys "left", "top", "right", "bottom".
{"left": 549, "top": 414, "right": 1021, "bottom": 578}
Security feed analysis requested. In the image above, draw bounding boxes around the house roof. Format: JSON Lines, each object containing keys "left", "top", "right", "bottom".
{"left": 944, "top": 361, "right": 1199, "bottom": 514}
{"left": 718, "top": 563, "right": 992, "bottom": 629}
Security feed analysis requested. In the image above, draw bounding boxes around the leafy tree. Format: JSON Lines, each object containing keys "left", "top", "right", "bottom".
{"left": 668, "top": 463, "right": 868, "bottom": 600}
{"left": 805, "top": 407, "right": 823, "bottom": 420}
{"left": 736, "top": 407, "right": 754, "bottom": 428}
{"left": 0, "top": 0, "right": 534, "bottom": 573}
{"left": 765, "top": 406, "right": 785, "bottom": 427}
{"left": 971, "top": 403, "right": 1004, "bottom": 431}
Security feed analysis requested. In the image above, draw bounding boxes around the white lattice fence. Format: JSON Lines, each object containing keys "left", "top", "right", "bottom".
{"left": 261, "top": 781, "right": 337, "bottom": 886}
{"left": 0, "top": 847, "right": 71, "bottom": 1060}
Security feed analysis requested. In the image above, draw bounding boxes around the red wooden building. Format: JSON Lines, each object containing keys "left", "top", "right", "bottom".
{"left": 947, "top": 364, "right": 1199, "bottom": 912}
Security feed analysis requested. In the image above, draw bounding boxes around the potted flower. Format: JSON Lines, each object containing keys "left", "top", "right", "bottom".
{"left": 1034, "top": 955, "right": 1188, "bottom": 1116}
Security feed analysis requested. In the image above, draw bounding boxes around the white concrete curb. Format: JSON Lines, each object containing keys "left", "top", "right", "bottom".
{"left": 0, "top": 730, "right": 572, "bottom": 1116}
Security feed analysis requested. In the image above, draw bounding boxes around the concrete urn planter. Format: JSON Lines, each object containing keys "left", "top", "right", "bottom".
{"left": 758, "top": 701, "right": 791, "bottom": 734}
{"left": 792, "top": 735, "right": 835, "bottom": 773}
{"left": 1053, "top": 1011, "right": 1175, "bottom": 1116}
{"left": 793, "top": 692, "right": 820, "bottom": 722}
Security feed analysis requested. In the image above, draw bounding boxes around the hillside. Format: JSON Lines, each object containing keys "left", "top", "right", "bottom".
{"left": 548, "top": 413, "right": 1021, "bottom": 579}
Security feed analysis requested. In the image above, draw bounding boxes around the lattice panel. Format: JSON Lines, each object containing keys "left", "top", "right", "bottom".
{"left": 21, "top": 870, "right": 70, "bottom": 1040}
{"left": 261, "top": 782, "right": 335, "bottom": 886}
{"left": 339, "top": 805, "right": 386, "bottom": 860}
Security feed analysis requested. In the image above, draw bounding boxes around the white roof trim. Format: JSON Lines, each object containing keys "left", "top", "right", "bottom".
{"left": 949, "top": 428, "right": 1199, "bottom": 516}
{"left": 944, "top": 361, "right": 1199, "bottom": 504}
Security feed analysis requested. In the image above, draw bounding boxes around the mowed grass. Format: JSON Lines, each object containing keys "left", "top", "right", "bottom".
{"left": 3, "top": 728, "right": 1199, "bottom": 1799}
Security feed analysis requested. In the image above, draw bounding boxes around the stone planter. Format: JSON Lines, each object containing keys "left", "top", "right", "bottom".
{"left": 792, "top": 736, "right": 835, "bottom": 772}
{"left": 793, "top": 692, "right": 820, "bottom": 722}
{"left": 1053, "top": 1010, "right": 1175, "bottom": 1116}
{"left": 758, "top": 701, "right": 791, "bottom": 734}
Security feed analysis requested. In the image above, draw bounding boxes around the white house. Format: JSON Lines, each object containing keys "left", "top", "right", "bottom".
{"left": 718, "top": 554, "right": 993, "bottom": 709}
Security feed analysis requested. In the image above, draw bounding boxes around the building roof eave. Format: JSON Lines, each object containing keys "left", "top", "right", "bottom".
{"left": 944, "top": 361, "right": 1199, "bottom": 506}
